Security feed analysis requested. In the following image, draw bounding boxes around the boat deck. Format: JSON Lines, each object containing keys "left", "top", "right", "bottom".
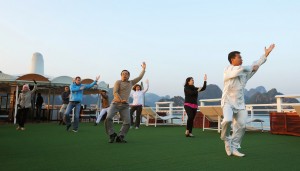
{"left": 1, "top": 123, "right": 300, "bottom": 171}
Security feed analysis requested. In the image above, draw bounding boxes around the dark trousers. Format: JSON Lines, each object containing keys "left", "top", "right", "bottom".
{"left": 17, "top": 108, "right": 29, "bottom": 127}
{"left": 130, "top": 105, "right": 142, "bottom": 127}
{"left": 36, "top": 106, "right": 42, "bottom": 121}
{"left": 184, "top": 105, "right": 197, "bottom": 133}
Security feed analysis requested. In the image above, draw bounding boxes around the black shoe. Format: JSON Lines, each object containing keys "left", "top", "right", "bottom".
{"left": 109, "top": 133, "right": 117, "bottom": 143}
{"left": 116, "top": 135, "right": 127, "bottom": 143}
{"left": 66, "top": 124, "right": 71, "bottom": 131}
{"left": 94, "top": 123, "right": 98, "bottom": 126}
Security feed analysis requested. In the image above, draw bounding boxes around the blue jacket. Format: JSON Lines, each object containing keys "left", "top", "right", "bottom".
{"left": 69, "top": 81, "right": 97, "bottom": 102}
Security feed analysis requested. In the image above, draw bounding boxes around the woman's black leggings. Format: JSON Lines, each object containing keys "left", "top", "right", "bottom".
{"left": 184, "top": 105, "right": 197, "bottom": 133}
{"left": 17, "top": 108, "right": 29, "bottom": 127}
{"left": 130, "top": 105, "right": 143, "bottom": 127}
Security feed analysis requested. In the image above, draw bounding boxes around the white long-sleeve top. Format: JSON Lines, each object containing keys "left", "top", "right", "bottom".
{"left": 18, "top": 84, "right": 37, "bottom": 108}
{"left": 131, "top": 84, "right": 149, "bottom": 106}
{"left": 221, "top": 55, "right": 267, "bottom": 109}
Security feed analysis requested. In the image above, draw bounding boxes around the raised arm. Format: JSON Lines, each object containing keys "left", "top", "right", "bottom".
{"left": 246, "top": 55, "right": 267, "bottom": 80}
{"left": 131, "top": 62, "right": 146, "bottom": 85}
{"left": 30, "top": 84, "right": 37, "bottom": 94}
{"left": 252, "top": 44, "right": 275, "bottom": 70}
{"left": 142, "top": 79, "right": 149, "bottom": 93}
{"left": 197, "top": 74, "right": 207, "bottom": 92}
{"left": 265, "top": 44, "right": 275, "bottom": 58}
{"left": 82, "top": 75, "right": 100, "bottom": 90}
{"left": 247, "top": 44, "right": 275, "bottom": 79}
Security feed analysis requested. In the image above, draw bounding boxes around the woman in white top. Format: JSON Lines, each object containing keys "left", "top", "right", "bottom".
{"left": 130, "top": 80, "right": 149, "bottom": 129}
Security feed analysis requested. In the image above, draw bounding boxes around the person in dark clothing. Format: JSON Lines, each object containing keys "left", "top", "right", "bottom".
{"left": 184, "top": 74, "right": 207, "bottom": 137}
{"left": 58, "top": 86, "right": 70, "bottom": 125}
{"left": 35, "top": 93, "right": 43, "bottom": 122}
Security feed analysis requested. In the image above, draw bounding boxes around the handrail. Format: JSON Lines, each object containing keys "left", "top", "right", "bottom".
{"left": 199, "top": 98, "right": 221, "bottom": 102}
{"left": 199, "top": 98, "right": 221, "bottom": 106}
{"left": 275, "top": 94, "right": 300, "bottom": 98}
{"left": 200, "top": 96, "right": 300, "bottom": 112}
{"left": 155, "top": 102, "right": 174, "bottom": 115}
{"left": 155, "top": 102, "right": 174, "bottom": 104}
{"left": 275, "top": 94, "right": 300, "bottom": 112}
{"left": 153, "top": 97, "right": 300, "bottom": 127}
{"left": 151, "top": 98, "right": 299, "bottom": 130}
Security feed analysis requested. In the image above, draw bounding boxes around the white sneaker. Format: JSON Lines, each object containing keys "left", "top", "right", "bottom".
{"left": 135, "top": 127, "right": 139, "bottom": 129}
{"left": 224, "top": 140, "right": 232, "bottom": 156}
{"left": 232, "top": 149, "right": 245, "bottom": 157}
{"left": 188, "top": 133, "right": 194, "bottom": 137}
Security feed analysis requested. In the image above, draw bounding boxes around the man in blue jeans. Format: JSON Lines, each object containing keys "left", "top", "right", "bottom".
{"left": 65, "top": 75, "right": 100, "bottom": 132}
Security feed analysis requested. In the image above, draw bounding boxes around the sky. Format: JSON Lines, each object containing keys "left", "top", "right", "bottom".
{"left": 0, "top": 0, "right": 299, "bottom": 97}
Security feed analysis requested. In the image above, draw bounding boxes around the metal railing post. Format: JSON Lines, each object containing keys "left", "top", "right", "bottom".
{"left": 276, "top": 97, "right": 283, "bottom": 112}
{"left": 169, "top": 102, "right": 173, "bottom": 115}
{"left": 14, "top": 85, "right": 19, "bottom": 124}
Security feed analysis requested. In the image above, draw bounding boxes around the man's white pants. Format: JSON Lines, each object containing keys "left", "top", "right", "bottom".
{"left": 95, "top": 107, "right": 109, "bottom": 124}
{"left": 220, "top": 103, "right": 248, "bottom": 149}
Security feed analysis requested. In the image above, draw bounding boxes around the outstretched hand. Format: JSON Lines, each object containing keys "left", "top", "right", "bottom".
{"left": 145, "top": 79, "right": 149, "bottom": 84}
{"left": 265, "top": 44, "right": 275, "bottom": 57}
{"left": 95, "top": 75, "right": 100, "bottom": 81}
{"left": 141, "top": 62, "right": 146, "bottom": 70}
{"left": 204, "top": 74, "right": 207, "bottom": 81}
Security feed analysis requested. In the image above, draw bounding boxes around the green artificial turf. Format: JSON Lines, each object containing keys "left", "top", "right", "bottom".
{"left": 1, "top": 123, "right": 300, "bottom": 171}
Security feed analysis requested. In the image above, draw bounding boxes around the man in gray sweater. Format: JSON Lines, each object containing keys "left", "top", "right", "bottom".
{"left": 105, "top": 62, "right": 146, "bottom": 143}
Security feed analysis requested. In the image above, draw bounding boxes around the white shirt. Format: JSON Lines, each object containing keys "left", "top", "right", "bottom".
{"left": 131, "top": 84, "right": 149, "bottom": 106}
{"left": 221, "top": 55, "right": 267, "bottom": 109}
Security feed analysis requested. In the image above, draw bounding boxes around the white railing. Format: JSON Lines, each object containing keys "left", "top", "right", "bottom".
{"left": 153, "top": 95, "right": 300, "bottom": 128}
{"left": 155, "top": 102, "right": 186, "bottom": 125}
{"left": 155, "top": 102, "right": 174, "bottom": 114}
{"left": 199, "top": 97, "right": 300, "bottom": 120}
{"left": 199, "top": 98, "right": 221, "bottom": 106}
{"left": 275, "top": 94, "right": 300, "bottom": 112}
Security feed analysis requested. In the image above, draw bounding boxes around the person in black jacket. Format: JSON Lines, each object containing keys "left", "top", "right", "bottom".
{"left": 35, "top": 93, "right": 44, "bottom": 122}
{"left": 184, "top": 74, "right": 207, "bottom": 137}
{"left": 58, "top": 86, "right": 70, "bottom": 125}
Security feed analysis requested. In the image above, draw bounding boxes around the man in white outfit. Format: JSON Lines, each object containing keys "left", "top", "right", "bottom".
{"left": 221, "top": 44, "right": 275, "bottom": 157}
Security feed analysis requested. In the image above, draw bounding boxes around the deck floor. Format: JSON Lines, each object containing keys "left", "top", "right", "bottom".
{"left": 1, "top": 123, "right": 300, "bottom": 171}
